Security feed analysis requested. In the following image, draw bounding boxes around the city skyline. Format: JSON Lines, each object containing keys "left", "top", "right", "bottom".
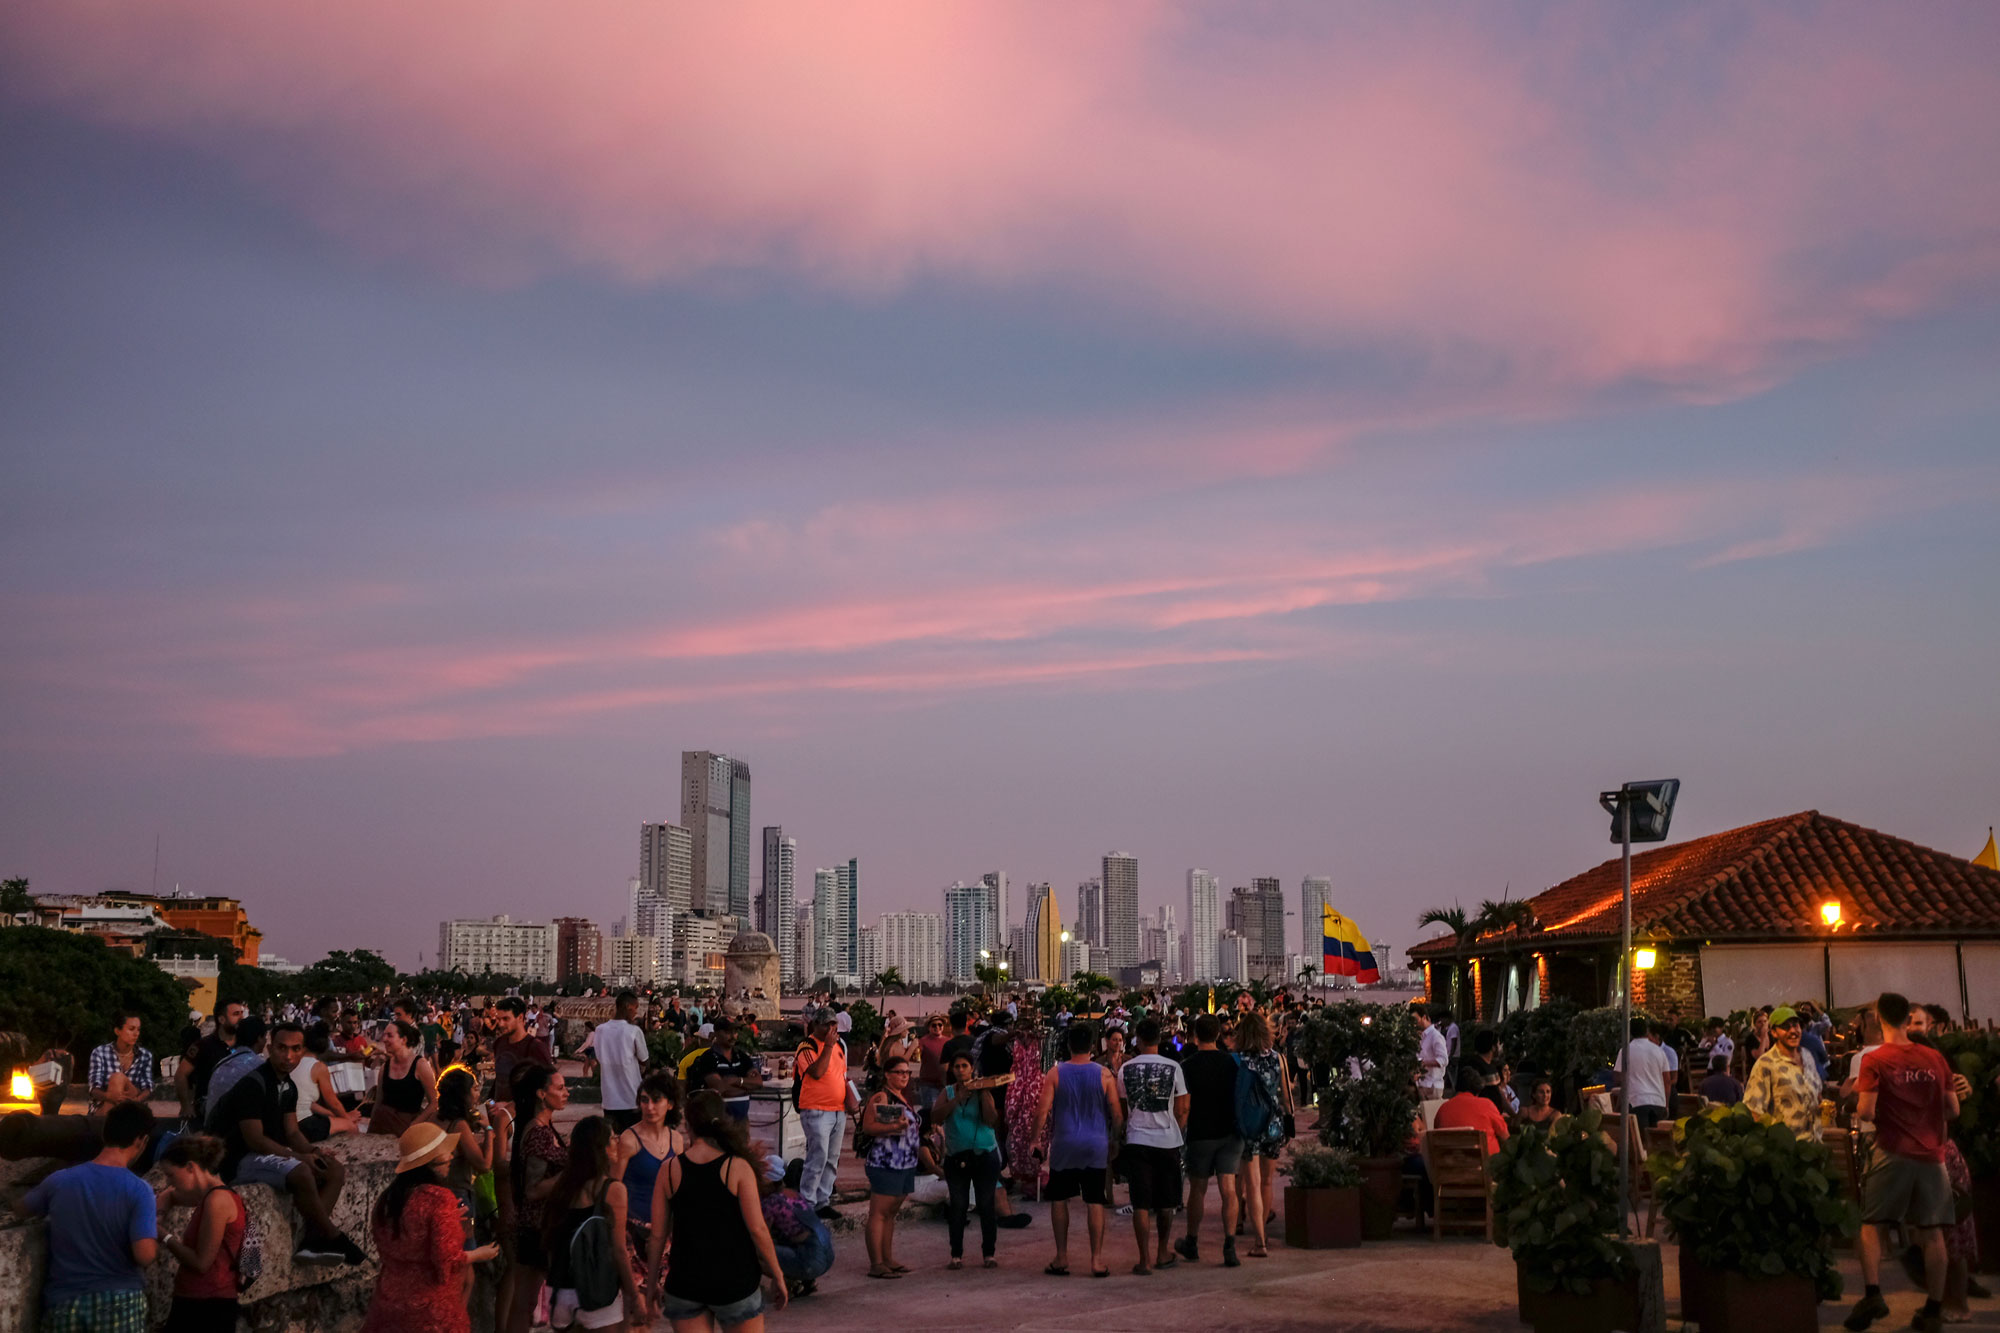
{"left": 3, "top": 6, "right": 1996, "bottom": 970}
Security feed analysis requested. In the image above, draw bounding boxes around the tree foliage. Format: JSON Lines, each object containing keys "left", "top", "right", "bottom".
{"left": 295, "top": 948, "right": 397, "bottom": 995}
{"left": 1495, "top": 998, "right": 1584, "bottom": 1082}
{"left": 0, "top": 926, "right": 191, "bottom": 1058}
{"left": 2, "top": 877, "right": 38, "bottom": 922}
{"left": 1939, "top": 1029, "right": 2000, "bottom": 1177}
{"left": 844, "top": 1000, "right": 884, "bottom": 1049}
{"left": 1301, "top": 1001, "right": 1421, "bottom": 1158}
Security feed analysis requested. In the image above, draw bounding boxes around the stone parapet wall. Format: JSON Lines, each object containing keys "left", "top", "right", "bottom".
{"left": 1, "top": 1133, "right": 408, "bottom": 1333}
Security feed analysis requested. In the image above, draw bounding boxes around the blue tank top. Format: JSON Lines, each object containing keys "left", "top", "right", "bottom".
{"left": 1049, "top": 1060, "right": 1110, "bottom": 1171}
{"left": 622, "top": 1139, "right": 671, "bottom": 1210}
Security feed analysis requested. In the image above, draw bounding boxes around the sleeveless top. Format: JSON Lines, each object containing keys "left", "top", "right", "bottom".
{"left": 941, "top": 1088, "right": 998, "bottom": 1155}
{"left": 664, "top": 1154, "right": 761, "bottom": 1305}
{"left": 1048, "top": 1060, "right": 1110, "bottom": 1170}
{"left": 621, "top": 1136, "right": 672, "bottom": 1213}
{"left": 173, "top": 1187, "right": 246, "bottom": 1300}
{"left": 546, "top": 1183, "right": 607, "bottom": 1291}
{"left": 381, "top": 1058, "right": 426, "bottom": 1113}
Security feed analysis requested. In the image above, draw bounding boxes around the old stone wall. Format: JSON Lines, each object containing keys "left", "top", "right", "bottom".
{"left": 0, "top": 1132, "right": 454, "bottom": 1333}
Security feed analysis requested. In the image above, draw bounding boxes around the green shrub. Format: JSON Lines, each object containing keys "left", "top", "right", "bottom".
{"left": 1282, "top": 1143, "right": 1361, "bottom": 1189}
{"left": 645, "top": 1027, "right": 684, "bottom": 1073}
{"left": 1647, "top": 1105, "right": 1856, "bottom": 1299}
{"left": 1938, "top": 1030, "right": 2000, "bottom": 1178}
{"left": 1490, "top": 1110, "right": 1634, "bottom": 1295}
{"left": 1565, "top": 1006, "right": 1649, "bottom": 1086}
{"left": 1301, "top": 1002, "right": 1420, "bottom": 1158}
{"left": 1496, "top": 998, "right": 1582, "bottom": 1081}
{"left": 0, "top": 926, "right": 189, "bottom": 1064}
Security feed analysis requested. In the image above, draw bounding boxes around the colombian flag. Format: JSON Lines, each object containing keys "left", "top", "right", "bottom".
{"left": 1322, "top": 905, "right": 1380, "bottom": 984}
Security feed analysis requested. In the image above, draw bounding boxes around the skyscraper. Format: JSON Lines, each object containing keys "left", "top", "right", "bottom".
{"left": 944, "top": 880, "right": 996, "bottom": 981}
{"left": 834, "top": 858, "right": 859, "bottom": 977}
{"left": 793, "top": 901, "right": 815, "bottom": 990}
{"left": 1228, "top": 880, "right": 1288, "bottom": 980}
{"left": 761, "top": 827, "right": 796, "bottom": 988}
{"left": 1141, "top": 905, "right": 1182, "bottom": 985}
{"left": 981, "top": 871, "right": 1008, "bottom": 956}
{"left": 729, "top": 759, "right": 752, "bottom": 920}
{"left": 638, "top": 821, "right": 692, "bottom": 927}
{"left": 879, "top": 911, "right": 945, "bottom": 986}
{"left": 1187, "top": 869, "right": 1219, "bottom": 982}
{"left": 857, "top": 923, "right": 883, "bottom": 980}
{"left": 1076, "top": 878, "right": 1103, "bottom": 949}
{"left": 1301, "top": 875, "right": 1332, "bottom": 965}
{"left": 553, "top": 917, "right": 603, "bottom": 985}
{"left": 811, "top": 867, "right": 838, "bottom": 982}
{"left": 681, "top": 751, "right": 750, "bottom": 920}
{"left": 1024, "top": 882, "right": 1063, "bottom": 981}
{"left": 1102, "top": 852, "right": 1139, "bottom": 970}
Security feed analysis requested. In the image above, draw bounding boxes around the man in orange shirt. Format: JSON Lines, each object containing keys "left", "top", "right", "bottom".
{"left": 1432, "top": 1086, "right": 1510, "bottom": 1156}
{"left": 795, "top": 1007, "right": 851, "bottom": 1220}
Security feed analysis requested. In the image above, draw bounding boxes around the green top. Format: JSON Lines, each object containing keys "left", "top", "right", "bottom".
{"left": 940, "top": 1086, "right": 999, "bottom": 1155}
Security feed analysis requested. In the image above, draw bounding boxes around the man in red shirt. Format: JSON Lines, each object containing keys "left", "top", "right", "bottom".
{"left": 1432, "top": 1086, "right": 1510, "bottom": 1156}
{"left": 1845, "top": 991, "right": 1959, "bottom": 1333}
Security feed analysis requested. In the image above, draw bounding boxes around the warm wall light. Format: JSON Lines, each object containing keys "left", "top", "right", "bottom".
{"left": 1820, "top": 901, "right": 1843, "bottom": 928}
{"left": 1633, "top": 947, "right": 1657, "bottom": 970}
{"left": 9, "top": 1070, "right": 31, "bottom": 1102}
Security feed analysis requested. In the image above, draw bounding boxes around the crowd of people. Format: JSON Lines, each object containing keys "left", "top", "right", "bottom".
{"left": 14, "top": 978, "right": 1994, "bottom": 1333}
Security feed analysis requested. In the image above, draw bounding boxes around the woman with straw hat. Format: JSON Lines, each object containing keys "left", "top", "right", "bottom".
{"left": 361, "top": 1124, "right": 501, "bottom": 1333}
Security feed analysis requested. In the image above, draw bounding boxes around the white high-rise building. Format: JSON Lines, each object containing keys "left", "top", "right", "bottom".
{"left": 794, "top": 902, "right": 815, "bottom": 990}
{"left": 439, "top": 915, "right": 558, "bottom": 983}
{"left": 944, "top": 880, "right": 997, "bottom": 981}
{"left": 1186, "top": 869, "right": 1220, "bottom": 982}
{"left": 1076, "top": 878, "right": 1104, "bottom": 949}
{"left": 811, "top": 868, "right": 839, "bottom": 982}
{"left": 676, "top": 914, "right": 729, "bottom": 989}
{"left": 762, "top": 828, "right": 797, "bottom": 989}
{"left": 1217, "top": 929, "right": 1251, "bottom": 985}
{"left": 639, "top": 822, "right": 693, "bottom": 926}
{"left": 858, "top": 924, "right": 884, "bottom": 980}
{"left": 880, "top": 911, "right": 946, "bottom": 986}
{"left": 1059, "top": 937, "right": 1093, "bottom": 980}
{"left": 1141, "top": 905, "right": 1182, "bottom": 986}
{"left": 1301, "top": 875, "right": 1332, "bottom": 967}
{"left": 1102, "top": 853, "right": 1139, "bottom": 970}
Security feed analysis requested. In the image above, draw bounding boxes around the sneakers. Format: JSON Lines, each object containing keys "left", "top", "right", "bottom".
{"left": 997, "top": 1213, "right": 1034, "bottom": 1229}
{"left": 336, "top": 1234, "right": 366, "bottom": 1265}
{"left": 1845, "top": 1293, "right": 1890, "bottom": 1331}
{"left": 1172, "top": 1236, "right": 1199, "bottom": 1265}
{"left": 1911, "top": 1312, "right": 1943, "bottom": 1333}
{"left": 1221, "top": 1237, "right": 1240, "bottom": 1269}
{"left": 294, "top": 1243, "right": 343, "bottom": 1264}
{"left": 814, "top": 1205, "right": 842, "bottom": 1221}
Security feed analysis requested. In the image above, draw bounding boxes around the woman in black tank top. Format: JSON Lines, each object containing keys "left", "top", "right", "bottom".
{"left": 370, "top": 1021, "right": 436, "bottom": 1138}
{"left": 655, "top": 1091, "right": 787, "bottom": 1327}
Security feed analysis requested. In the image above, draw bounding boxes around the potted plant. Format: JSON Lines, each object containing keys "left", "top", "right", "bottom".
{"left": 1491, "top": 1111, "right": 1639, "bottom": 1332}
{"left": 1300, "top": 1003, "right": 1421, "bottom": 1240}
{"left": 1648, "top": 1106, "right": 1855, "bottom": 1333}
{"left": 1281, "top": 1143, "right": 1363, "bottom": 1248}
{"left": 1938, "top": 1030, "right": 2000, "bottom": 1273}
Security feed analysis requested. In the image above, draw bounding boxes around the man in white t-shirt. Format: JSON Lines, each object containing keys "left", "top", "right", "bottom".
{"left": 1416, "top": 1005, "right": 1448, "bottom": 1100}
{"left": 834, "top": 1005, "right": 853, "bottom": 1035}
{"left": 595, "top": 991, "right": 654, "bottom": 1132}
{"left": 1117, "top": 1018, "right": 1190, "bottom": 1275}
{"left": 1614, "top": 1018, "right": 1674, "bottom": 1129}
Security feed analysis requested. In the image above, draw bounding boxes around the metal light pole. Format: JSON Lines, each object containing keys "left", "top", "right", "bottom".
{"left": 1599, "top": 778, "right": 1680, "bottom": 1242}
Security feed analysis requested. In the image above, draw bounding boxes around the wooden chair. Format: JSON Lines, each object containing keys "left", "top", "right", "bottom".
{"left": 1423, "top": 1127, "right": 1493, "bottom": 1240}
{"left": 1822, "top": 1128, "right": 1862, "bottom": 1247}
{"left": 1675, "top": 1093, "right": 1702, "bottom": 1118}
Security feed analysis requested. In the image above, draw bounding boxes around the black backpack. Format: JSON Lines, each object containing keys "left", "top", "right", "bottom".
{"left": 568, "top": 1185, "right": 620, "bottom": 1312}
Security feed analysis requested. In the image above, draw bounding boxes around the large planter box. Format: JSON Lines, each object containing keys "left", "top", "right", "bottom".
{"left": 1283, "top": 1184, "right": 1362, "bottom": 1249}
{"left": 1356, "top": 1156, "right": 1403, "bottom": 1241}
{"left": 1677, "top": 1254, "right": 1815, "bottom": 1333}
{"left": 1517, "top": 1269, "right": 1641, "bottom": 1333}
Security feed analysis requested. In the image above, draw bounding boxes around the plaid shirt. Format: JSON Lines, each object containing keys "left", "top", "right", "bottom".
{"left": 87, "top": 1043, "right": 154, "bottom": 1094}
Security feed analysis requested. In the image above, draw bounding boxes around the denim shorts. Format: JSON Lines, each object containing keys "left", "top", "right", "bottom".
{"left": 866, "top": 1164, "right": 917, "bottom": 1197}
{"left": 657, "top": 1288, "right": 764, "bottom": 1327}
{"left": 232, "top": 1153, "right": 298, "bottom": 1189}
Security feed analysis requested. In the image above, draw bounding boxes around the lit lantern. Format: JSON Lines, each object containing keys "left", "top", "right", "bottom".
{"left": 1820, "top": 901, "right": 1842, "bottom": 928}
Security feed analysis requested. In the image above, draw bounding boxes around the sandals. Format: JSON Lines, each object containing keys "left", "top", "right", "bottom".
{"left": 1044, "top": 1262, "right": 1071, "bottom": 1277}
{"left": 888, "top": 1263, "right": 911, "bottom": 1274}
{"left": 1092, "top": 1267, "right": 1111, "bottom": 1278}
{"left": 947, "top": 1258, "right": 963, "bottom": 1270}
{"left": 983, "top": 1257, "right": 999, "bottom": 1269}
{"left": 1131, "top": 1263, "right": 1152, "bottom": 1276}
{"left": 1246, "top": 1245, "right": 1270, "bottom": 1258}
{"left": 867, "top": 1267, "right": 903, "bottom": 1280}
{"left": 1153, "top": 1254, "right": 1178, "bottom": 1270}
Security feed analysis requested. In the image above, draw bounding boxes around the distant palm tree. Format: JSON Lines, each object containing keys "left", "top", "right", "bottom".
{"left": 1297, "top": 962, "right": 1322, "bottom": 990}
{"left": 870, "top": 967, "right": 906, "bottom": 996}
{"left": 1417, "top": 903, "right": 1474, "bottom": 945}
{"left": 1070, "top": 971, "right": 1116, "bottom": 1003}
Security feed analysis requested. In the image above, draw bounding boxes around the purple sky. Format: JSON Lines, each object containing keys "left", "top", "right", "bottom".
{"left": 2, "top": 3, "right": 1997, "bottom": 970}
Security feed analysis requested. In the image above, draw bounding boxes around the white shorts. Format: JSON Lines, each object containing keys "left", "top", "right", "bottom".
{"left": 550, "top": 1289, "right": 623, "bottom": 1330}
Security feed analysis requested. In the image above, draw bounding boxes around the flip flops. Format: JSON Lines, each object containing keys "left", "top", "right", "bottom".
{"left": 1044, "top": 1262, "right": 1071, "bottom": 1277}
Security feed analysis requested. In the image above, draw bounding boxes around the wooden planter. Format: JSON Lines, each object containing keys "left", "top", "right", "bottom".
{"left": 1516, "top": 1267, "right": 1641, "bottom": 1333}
{"left": 1283, "top": 1184, "right": 1362, "bottom": 1249}
{"left": 1677, "top": 1254, "right": 1815, "bottom": 1333}
{"left": 1356, "top": 1156, "right": 1403, "bottom": 1240}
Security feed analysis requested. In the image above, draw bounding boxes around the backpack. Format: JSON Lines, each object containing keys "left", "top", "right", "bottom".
{"left": 1233, "top": 1054, "right": 1279, "bottom": 1145}
{"left": 568, "top": 1186, "right": 621, "bottom": 1312}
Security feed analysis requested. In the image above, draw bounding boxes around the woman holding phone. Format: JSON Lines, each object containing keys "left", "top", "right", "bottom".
{"left": 858, "top": 1056, "right": 933, "bottom": 1279}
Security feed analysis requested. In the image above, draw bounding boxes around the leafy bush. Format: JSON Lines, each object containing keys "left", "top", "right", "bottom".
{"left": 645, "top": 1027, "right": 685, "bottom": 1073}
{"left": 1648, "top": 1105, "right": 1856, "bottom": 1299}
{"left": 0, "top": 926, "right": 190, "bottom": 1061}
{"left": 845, "top": 1000, "right": 885, "bottom": 1050}
{"left": 1301, "top": 1002, "right": 1420, "bottom": 1158}
{"left": 1490, "top": 1110, "right": 1634, "bottom": 1294}
{"left": 1566, "top": 1006, "right": 1649, "bottom": 1086}
{"left": 1282, "top": 1143, "right": 1361, "bottom": 1189}
{"left": 1938, "top": 1030, "right": 2000, "bottom": 1178}
{"left": 1496, "top": 998, "right": 1583, "bottom": 1080}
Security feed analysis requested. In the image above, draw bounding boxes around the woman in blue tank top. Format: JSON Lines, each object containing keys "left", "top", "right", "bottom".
{"left": 621, "top": 1074, "right": 684, "bottom": 1289}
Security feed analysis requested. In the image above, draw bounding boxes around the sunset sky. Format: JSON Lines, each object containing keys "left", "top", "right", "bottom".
{"left": 3, "top": 3, "right": 1997, "bottom": 969}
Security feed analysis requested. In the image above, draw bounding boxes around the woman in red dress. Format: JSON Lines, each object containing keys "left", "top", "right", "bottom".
{"left": 362, "top": 1124, "right": 502, "bottom": 1333}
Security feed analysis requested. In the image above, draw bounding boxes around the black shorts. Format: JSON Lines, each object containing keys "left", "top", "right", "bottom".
{"left": 1122, "top": 1144, "right": 1184, "bottom": 1212}
{"left": 1046, "top": 1167, "right": 1109, "bottom": 1206}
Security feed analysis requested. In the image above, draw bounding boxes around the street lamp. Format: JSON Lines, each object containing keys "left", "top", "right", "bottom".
{"left": 1597, "top": 777, "right": 1682, "bottom": 1242}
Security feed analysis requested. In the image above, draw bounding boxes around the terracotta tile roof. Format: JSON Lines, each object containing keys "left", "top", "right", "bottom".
{"left": 1409, "top": 810, "right": 2000, "bottom": 958}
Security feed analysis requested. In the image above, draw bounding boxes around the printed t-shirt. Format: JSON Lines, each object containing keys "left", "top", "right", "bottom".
{"left": 1118, "top": 1052, "right": 1188, "bottom": 1149}
{"left": 1859, "top": 1041, "right": 1953, "bottom": 1162}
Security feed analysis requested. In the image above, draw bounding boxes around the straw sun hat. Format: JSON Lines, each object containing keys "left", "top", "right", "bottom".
{"left": 395, "top": 1123, "right": 452, "bottom": 1175}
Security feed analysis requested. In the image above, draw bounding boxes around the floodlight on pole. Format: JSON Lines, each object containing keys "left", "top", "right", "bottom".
{"left": 1633, "top": 947, "right": 1657, "bottom": 970}
{"left": 1596, "top": 776, "right": 1682, "bottom": 1242}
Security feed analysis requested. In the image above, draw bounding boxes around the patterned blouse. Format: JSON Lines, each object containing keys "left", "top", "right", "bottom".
{"left": 1743, "top": 1046, "right": 1823, "bottom": 1138}
{"left": 864, "top": 1092, "right": 921, "bottom": 1170}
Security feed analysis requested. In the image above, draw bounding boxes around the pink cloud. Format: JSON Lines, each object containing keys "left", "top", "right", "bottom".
{"left": 5, "top": 3, "right": 1995, "bottom": 400}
